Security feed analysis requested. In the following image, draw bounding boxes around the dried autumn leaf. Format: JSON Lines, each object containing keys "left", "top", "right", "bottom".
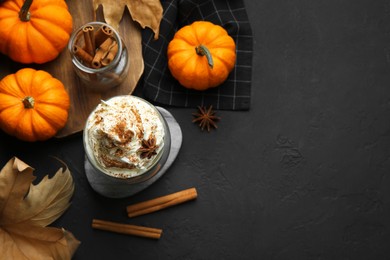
{"left": 0, "top": 157, "right": 80, "bottom": 260}
{"left": 93, "top": 0, "right": 163, "bottom": 39}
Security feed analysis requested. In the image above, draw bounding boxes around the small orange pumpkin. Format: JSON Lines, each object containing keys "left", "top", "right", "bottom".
{"left": 0, "top": 0, "right": 73, "bottom": 64}
{"left": 0, "top": 68, "right": 70, "bottom": 141}
{"left": 167, "top": 21, "right": 236, "bottom": 91}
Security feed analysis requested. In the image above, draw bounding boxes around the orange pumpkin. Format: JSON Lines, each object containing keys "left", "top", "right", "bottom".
{"left": 167, "top": 21, "right": 236, "bottom": 91}
{"left": 0, "top": 0, "right": 73, "bottom": 64}
{"left": 0, "top": 68, "right": 70, "bottom": 141}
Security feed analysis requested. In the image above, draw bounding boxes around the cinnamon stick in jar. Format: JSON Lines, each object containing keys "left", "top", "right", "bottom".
{"left": 94, "top": 25, "right": 114, "bottom": 47}
{"left": 73, "top": 45, "right": 93, "bottom": 64}
{"left": 72, "top": 24, "right": 120, "bottom": 69}
{"left": 82, "top": 25, "right": 95, "bottom": 56}
{"left": 91, "top": 37, "right": 116, "bottom": 69}
{"left": 69, "top": 22, "right": 129, "bottom": 90}
{"left": 101, "top": 41, "right": 118, "bottom": 66}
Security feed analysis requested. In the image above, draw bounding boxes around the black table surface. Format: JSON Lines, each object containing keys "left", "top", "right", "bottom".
{"left": 1, "top": 0, "right": 390, "bottom": 259}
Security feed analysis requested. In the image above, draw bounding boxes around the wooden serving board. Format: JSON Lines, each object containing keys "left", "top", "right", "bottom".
{"left": 0, "top": 0, "right": 144, "bottom": 138}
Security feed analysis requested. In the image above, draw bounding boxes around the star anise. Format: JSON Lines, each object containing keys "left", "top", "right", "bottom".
{"left": 138, "top": 136, "right": 158, "bottom": 159}
{"left": 192, "top": 105, "right": 221, "bottom": 132}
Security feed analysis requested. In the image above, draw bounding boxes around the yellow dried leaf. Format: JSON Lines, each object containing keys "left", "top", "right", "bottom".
{"left": 93, "top": 0, "right": 163, "bottom": 39}
{"left": 0, "top": 157, "right": 80, "bottom": 260}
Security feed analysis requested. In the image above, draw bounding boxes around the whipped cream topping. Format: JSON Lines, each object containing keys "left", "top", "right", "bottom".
{"left": 85, "top": 96, "right": 165, "bottom": 178}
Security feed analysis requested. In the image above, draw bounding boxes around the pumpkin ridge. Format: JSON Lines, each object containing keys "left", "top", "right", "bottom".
{"left": 191, "top": 25, "right": 203, "bottom": 46}
{"left": 31, "top": 21, "right": 71, "bottom": 56}
{"left": 7, "top": 22, "right": 35, "bottom": 63}
{"left": 0, "top": 11, "right": 17, "bottom": 20}
{"left": 189, "top": 21, "right": 207, "bottom": 45}
{"left": 0, "top": 101, "right": 21, "bottom": 114}
{"left": 26, "top": 22, "right": 58, "bottom": 54}
{"left": 36, "top": 100, "right": 69, "bottom": 110}
{"left": 0, "top": 106, "right": 24, "bottom": 136}
{"left": 192, "top": 22, "right": 223, "bottom": 45}
{"left": 31, "top": 86, "right": 70, "bottom": 111}
{"left": 31, "top": 111, "right": 57, "bottom": 140}
{"left": 2, "top": 74, "right": 28, "bottom": 99}
{"left": 31, "top": 5, "right": 72, "bottom": 33}
{"left": 211, "top": 49, "right": 236, "bottom": 70}
{"left": 32, "top": 17, "right": 70, "bottom": 33}
{"left": 206, "top": 36, "right": 235, "bottom": 50}
{"left": 25, "top": 108, "right": 54, "bottom": 141}
{"left": 203, "top": 32, "right": 225, "bottom": 45}
{"left": 13, "top": 109, "right": 34, "bottom": 139}
{"left": 34, "top": 105, "right": 67, "bottom": 129}
{"left": 0, "top": 0, "right": 20, "bottom": 13}
{"left": 15, "top": 68, "right": 34, "bottom": 95}
{"left": 32, "top": 107, "right": 56, "bottom": 126}
{"left": 31, "top": 10, "right": 72, "bottom": 30}
{"left": 216, "top": 57, "right": 233, "bottom": 72}
{"left": 33, "top": 5, "right": 71, "bottom": 23}
{"left": 30, "top": 77, "right": 56, "bottom": 95}
{"left": 170, "top": 52, "right": 196, "bottom": 78}
{"left": 31, "top": 77, "right": 70, "bottom": 111}
{"left": 4, "top": 19, "right": 23, "bottom": 57}
{"left": 29, "top": 87, "right": 51, "bottom": 98}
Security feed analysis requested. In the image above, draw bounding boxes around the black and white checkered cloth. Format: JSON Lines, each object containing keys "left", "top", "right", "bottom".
{"left": 141, "top": 0, "right": 253, "bottom": 110}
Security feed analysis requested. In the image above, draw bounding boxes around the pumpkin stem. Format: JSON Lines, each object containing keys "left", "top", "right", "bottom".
{"left": 22, "top": 96, "right": 35, "bottom": 109}
{"left": 195, "top": 45, "right": 214, "bottom": 69}
{"left": 19, "top": 0, "right": 33, "bottom": 22}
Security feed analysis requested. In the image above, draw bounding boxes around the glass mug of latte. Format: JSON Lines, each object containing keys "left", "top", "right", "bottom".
{"left": 83, "top": 95, "right": 171, "bottom": 198}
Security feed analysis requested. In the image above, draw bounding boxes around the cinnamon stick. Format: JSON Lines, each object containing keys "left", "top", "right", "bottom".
{"left": 91, "top": 37, "right": 115, "bottom": 69}
{"left": 94, "top": 25, "right": 113, "bottom": 47}
{"left": 82, "top": 25, "right": 95, "bottom": 56}
{"left": 126, "top": 188, "right": 198, "bottom": 218}
{"left": 101, "top": 41, "right": 118, "bottom": 66}
{"left": 73, "top": 45, "right": 93, "bottom": 65}
{"left": 92, "top": 219, "right": 162, "bottom": 239}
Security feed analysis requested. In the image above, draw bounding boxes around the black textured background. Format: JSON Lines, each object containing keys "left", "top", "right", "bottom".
{"left": 1, "top": 0, "right": 390, "bottom": 259}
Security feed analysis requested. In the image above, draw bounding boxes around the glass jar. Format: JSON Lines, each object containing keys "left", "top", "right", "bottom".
{"left": 68, "top": 22, "right": 129, "bottom": 92}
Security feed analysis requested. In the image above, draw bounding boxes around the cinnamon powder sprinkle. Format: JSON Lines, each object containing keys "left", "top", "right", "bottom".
{"left": 100, "top": 154, "right": 135, "bottom": 170}
{"left": 113, "top": 121, "right": 134, "bottom": 143}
